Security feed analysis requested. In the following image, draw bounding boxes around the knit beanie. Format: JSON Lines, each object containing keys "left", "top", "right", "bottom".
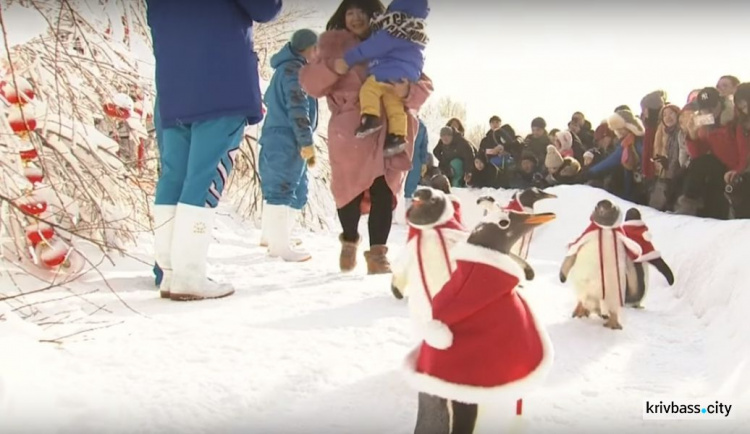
{"left": 440, "top": 126, "right": 454, "bottom": 137}
{"left": 531, "top": 117, "right": 546, "bottom": 129}
{"left": 607, "top": 109, "right": 645, "bottom": 137}
{"left": 615, "top": 105, "right": 631, "bottom": 112}
{"left": 290, "top": 29, "right": 318, "bottom": 53}
{"left": 555, "top": 130, "right": 573, "bottom": 151}
{"left": 545, "top": 145, "right": 564, "bottom": 170}
{"left": 520, "top": 152, "right": 538, "bottom": 166}
{"left": 594, "top": 122, "right": 615, "bottom": 141}
{"left": 641, "top": 90, "right": 667, "bottom": 111}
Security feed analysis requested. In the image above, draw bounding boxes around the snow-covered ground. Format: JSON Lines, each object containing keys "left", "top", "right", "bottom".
{"left": 1, "top": 185, "right": 749, "bottom": 433}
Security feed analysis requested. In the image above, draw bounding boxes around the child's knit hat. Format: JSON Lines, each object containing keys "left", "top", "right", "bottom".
{"left": 291, "top": 29, "right": 318, "bottom": 53}
{"left": 545, "top": 145, "right": 564, "bottom": 170}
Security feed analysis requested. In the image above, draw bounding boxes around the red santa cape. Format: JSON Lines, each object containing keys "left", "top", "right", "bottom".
{"left": 402, "top": 242, "right": 554, "bottom": 405}
{"left": 502, "top": 193, "right": 534, "bottom": 259}
{"left": 567, "top": 219, "right": 642, "bottom": 306}
{"left": 621, "top": 220, "right": 660, "bottom": 262}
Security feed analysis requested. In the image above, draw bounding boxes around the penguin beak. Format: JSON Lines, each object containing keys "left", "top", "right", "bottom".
{"left": 538, "top": 191, "right": 557, "bottom": 200}
{"left": 512, "top": 211, "right": 556, "bottom": 229}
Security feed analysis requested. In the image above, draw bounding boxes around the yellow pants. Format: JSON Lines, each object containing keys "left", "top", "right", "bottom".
{"left": 359, "top": 75, "right": 407, "bottom": 137}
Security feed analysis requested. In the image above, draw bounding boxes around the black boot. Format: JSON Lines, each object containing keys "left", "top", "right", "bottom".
{"left": 384, "top": 134, "right": 407, "bottom": 157}
{"left": 355, "top": 114, "right": 382, "bottom": 138}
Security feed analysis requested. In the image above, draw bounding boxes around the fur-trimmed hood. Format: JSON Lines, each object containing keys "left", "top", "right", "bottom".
{"left": 607, "top": 110, "right": 645, "bottom": 138}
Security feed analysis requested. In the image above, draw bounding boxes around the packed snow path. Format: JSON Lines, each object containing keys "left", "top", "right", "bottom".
{"left": 1, "top": 186, "right": 748, "bottom": 433}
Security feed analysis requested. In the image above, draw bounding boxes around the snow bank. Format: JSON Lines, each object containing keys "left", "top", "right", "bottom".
{"left": 451, "top": 184, "right": 750, "bottom": 402}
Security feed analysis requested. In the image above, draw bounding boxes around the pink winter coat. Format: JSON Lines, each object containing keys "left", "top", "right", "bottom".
{"left": 299, "top": 30, "right": 433, "bottom": 212}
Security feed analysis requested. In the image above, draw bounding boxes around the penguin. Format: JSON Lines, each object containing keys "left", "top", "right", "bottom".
{"left": 405, "top": 213, "right": 556, "bottom": 434}
{"left": 559, "top": 200, "right": 642, "bottom": 330}
{"left": 621, "top": 208, "right": 675, "bottom": 308}
{"left": 391, "top": 186, "right": 467, "bottom": 338}
{"left": 502, "top": 188, "right": 557, "bottom": 260}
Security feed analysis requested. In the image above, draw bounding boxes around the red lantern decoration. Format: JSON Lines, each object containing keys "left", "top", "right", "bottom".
{"left": 102, "top": 102, "right": 130, "bottom": 119}
{"left": 25, "top": 223, "right": 55, "bottom": 247}
{"left": 19, "top": 148, "right": 39, "bottom": 161}
{"left": 7, "top": 105, "right": 37, "bottom": 135}
{"left": 17, "top": 196, "right": 48, "bottom": 215}
{"left": 24, "top": 166, "right": 44, "bottom": 185}
{"left": 37, "top": 238, "right": 69, "bottom": 267}
{"left": 1, "top": 78, "right": 35, "bottom": 105}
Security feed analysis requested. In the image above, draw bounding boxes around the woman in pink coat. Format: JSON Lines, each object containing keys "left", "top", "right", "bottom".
{"left": 299, "top": 0, "right": 434, "bottom": 275}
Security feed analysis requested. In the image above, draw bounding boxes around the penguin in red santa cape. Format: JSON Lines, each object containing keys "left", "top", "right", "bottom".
{"left": 404, "top": 211, "right": 556, "bottom": 434}
{"left": 559, "top": 199, "right": 642, "bottom": 330}
{"left": 621, "top": 207, "right": 675, "bottom": 308}
{"left": 391, "top": 183, "right": 468, "bottom": 340}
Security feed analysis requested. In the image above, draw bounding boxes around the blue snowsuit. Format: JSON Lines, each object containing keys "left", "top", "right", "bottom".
{"left": 405, "top": 120, "right": 429, "bottom": 198}
{"left": 259, "top": 43, "right": 318, "bottom": 210}
{"left": 343, "top": 0, "right": 429, "bottom": 83}
{"left": 148, "top": 0, "right": 281, "bottom": 208}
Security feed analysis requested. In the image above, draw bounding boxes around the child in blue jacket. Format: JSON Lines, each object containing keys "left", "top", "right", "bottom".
{"left": 334, "top": 0, "right": 429, "bottom": 157}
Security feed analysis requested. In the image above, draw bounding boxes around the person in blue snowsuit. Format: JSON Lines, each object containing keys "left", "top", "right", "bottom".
{"left": 336, "top": 0, "right": 430, "bottom": 156}
{"left": 258, "top": 29, "right": 319, "bottom": 263}
{"left": 147, "top": 0, "right": 282, "bottom": 302}
{"left": 404, "top": 119, "right": 429, "bottom": 201}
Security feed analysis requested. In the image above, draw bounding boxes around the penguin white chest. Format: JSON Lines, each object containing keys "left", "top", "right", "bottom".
{"left": 406, "top": 230, "right": 456, "bottom": 325}
{"left": 570, "top": 229, "right": 628, "bottom": 309}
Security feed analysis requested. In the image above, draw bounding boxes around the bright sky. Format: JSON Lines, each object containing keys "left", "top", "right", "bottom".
{"left": 2, "top": 1, "right": 748, "bottom": 136}
{"left": 299, "top": 0, "right": 750, "bottom": 134}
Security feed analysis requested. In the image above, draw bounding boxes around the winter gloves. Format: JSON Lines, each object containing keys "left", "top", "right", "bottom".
{"left": 300, "top": 145, "right": 316, "bottom": 167}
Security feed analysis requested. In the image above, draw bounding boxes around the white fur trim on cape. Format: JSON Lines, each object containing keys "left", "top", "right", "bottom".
{"left": 640, "top": 250, "right": 661, "bottom": 262}
{"left": 424, "top": 320, "right": 453, "bottom": 350}
{"left": 408, "top": 192, "right": 455, "bottom": 230}
{"left": 451, "top": 242, "right": 525, "bottom": 282}
{"left": 401, "top": 290, "right": 555, "bottom": 405}
{"left": 621, "top": 220, "right": 645, "bottom": 227}
{"left": 642, "top": 231, "right": 653, "bottom": 242}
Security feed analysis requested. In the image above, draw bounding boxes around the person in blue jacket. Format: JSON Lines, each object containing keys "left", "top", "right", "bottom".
{"left": 335, "top": 0, "right": 430, "bottom": 156}
{"left": 147, "top": 0, "right": 282, "bottom": 302}
{"left": 258, "top": 29, "right": 319, "bottom": 263}
{"left": 404, "top": 119, "right": 429, "bottom": 204}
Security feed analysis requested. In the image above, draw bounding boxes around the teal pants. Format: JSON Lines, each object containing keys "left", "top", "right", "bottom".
{"left": 154, "top": 116, "right": 246, "bottom": 207}
{"left": 450, "top": 159, "right": 465, "bottom": 187}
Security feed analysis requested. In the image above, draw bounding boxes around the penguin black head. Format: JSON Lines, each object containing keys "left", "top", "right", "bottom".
{"left": 591, "top": 199, "right": 621, "bottom": 227}
{"left": 625, "top": 207, "right": 641, "bottom": 221}
{"left": 517, "top": 188, "right": 557, "bottom": 209}
{"left": 467, "top": 211, "right": 556, "bottom": 254}
{"left": 407, "top": 187, "right": 450, "bottom": 226}
{"left": 429, "top": 174, "right": 451, "bottom": 195}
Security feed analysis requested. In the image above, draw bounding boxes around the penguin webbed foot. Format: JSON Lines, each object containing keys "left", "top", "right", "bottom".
{"left": 391, "top": 284, "right": 404, "bottom": 300}
{"left": 559, "top": 271, "right": 567, "bottom": 283}
{"left": 649, "top": 257, "right": 675, "bottom": 286}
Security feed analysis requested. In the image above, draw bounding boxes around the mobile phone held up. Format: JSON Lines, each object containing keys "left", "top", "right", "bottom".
{"left": 694, "top": 113, "right": 715, "bottom": 127}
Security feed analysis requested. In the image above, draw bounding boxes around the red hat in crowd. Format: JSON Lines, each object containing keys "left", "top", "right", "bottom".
{"left": 594, "top": 121, "right": 615, "bottom": 141}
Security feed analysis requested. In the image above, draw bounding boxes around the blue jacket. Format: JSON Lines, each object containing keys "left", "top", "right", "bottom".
{"left": 260, "top": 44, "right": 318, "bottom": 147}
{"left": 343, "top": 0, "right": 428, "bottom": 82}
{"left": 412, "top": 120, "right": 429, "bottom": 170}
{"left": 146, "top": 0, "right": 282, "bottom": 129}
{"left": 588, "top": 138, "right": 644, "bottom": 176}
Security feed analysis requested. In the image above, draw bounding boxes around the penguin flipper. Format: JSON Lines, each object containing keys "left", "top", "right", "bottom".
{"left": 509, "top": 253, "right": 535, "bottom": 281}
{"left": 649, "top": 257, "right": 675, "bottom": 286}
{"left": 560, "top": 254, "right": 577, "bottom": 283}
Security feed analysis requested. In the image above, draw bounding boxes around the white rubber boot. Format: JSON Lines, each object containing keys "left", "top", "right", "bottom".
{"left": 153, "top": 205, "right": 176, "bottom": 299}
{"left": 260, "top": 202, "right": 301, "bottom": 248}
{"left": 169, "top": 203, "right": 235, "bottom": 301}
{"left": 266, "top": 204, "right": 311, "bottom": 262}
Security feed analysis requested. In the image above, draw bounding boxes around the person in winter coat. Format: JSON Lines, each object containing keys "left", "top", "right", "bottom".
{"left": 479, "top": 115, "right": 515, "bottom": 159}
{"left": 676, "top": 87, "right": 736, "bottom": 218}
{"left": 649, "top": 104, "right": 686, "bottom": 211}
{"left": 639, "top": 90, "right": 667, "bottom": 182}
{"left": 299, "top": 0, "right": 433, "bottom": 275}
{"left": 571, "top": 111, "right": 595, "bottom": 150}
{"left": 465, "top": 154, "right": 500, "bottom": 189}
{"left": 433, "top": 126, "right": 475, "bottom": 187}
{"left": 586, "top": 110, "right": 645, "bottom": 203}
{"left": 555, "top": 130, "right": 575, "bottom": 159}
{"left": 523, "top": 117, "right": 551, "bottom": 163}
{"left": 510, "top": 152, "right": 546, "bottom": 189}
{"left": 717, "top": 75, "right": 740, "bottom": 99}
{"left": 258, "top": 30, "right": 319, "bottom": 263}
{"left": 725, "top": 83, "right": 750, "bottom": 218}
{"left": 404, "top": 119, "right": 429, "bottom": 201}
{"left": 148, "top": 0, "right": 282, "bottom": 302}
{"left": 336, "top": 0, "right": 429, "bottom": 156}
